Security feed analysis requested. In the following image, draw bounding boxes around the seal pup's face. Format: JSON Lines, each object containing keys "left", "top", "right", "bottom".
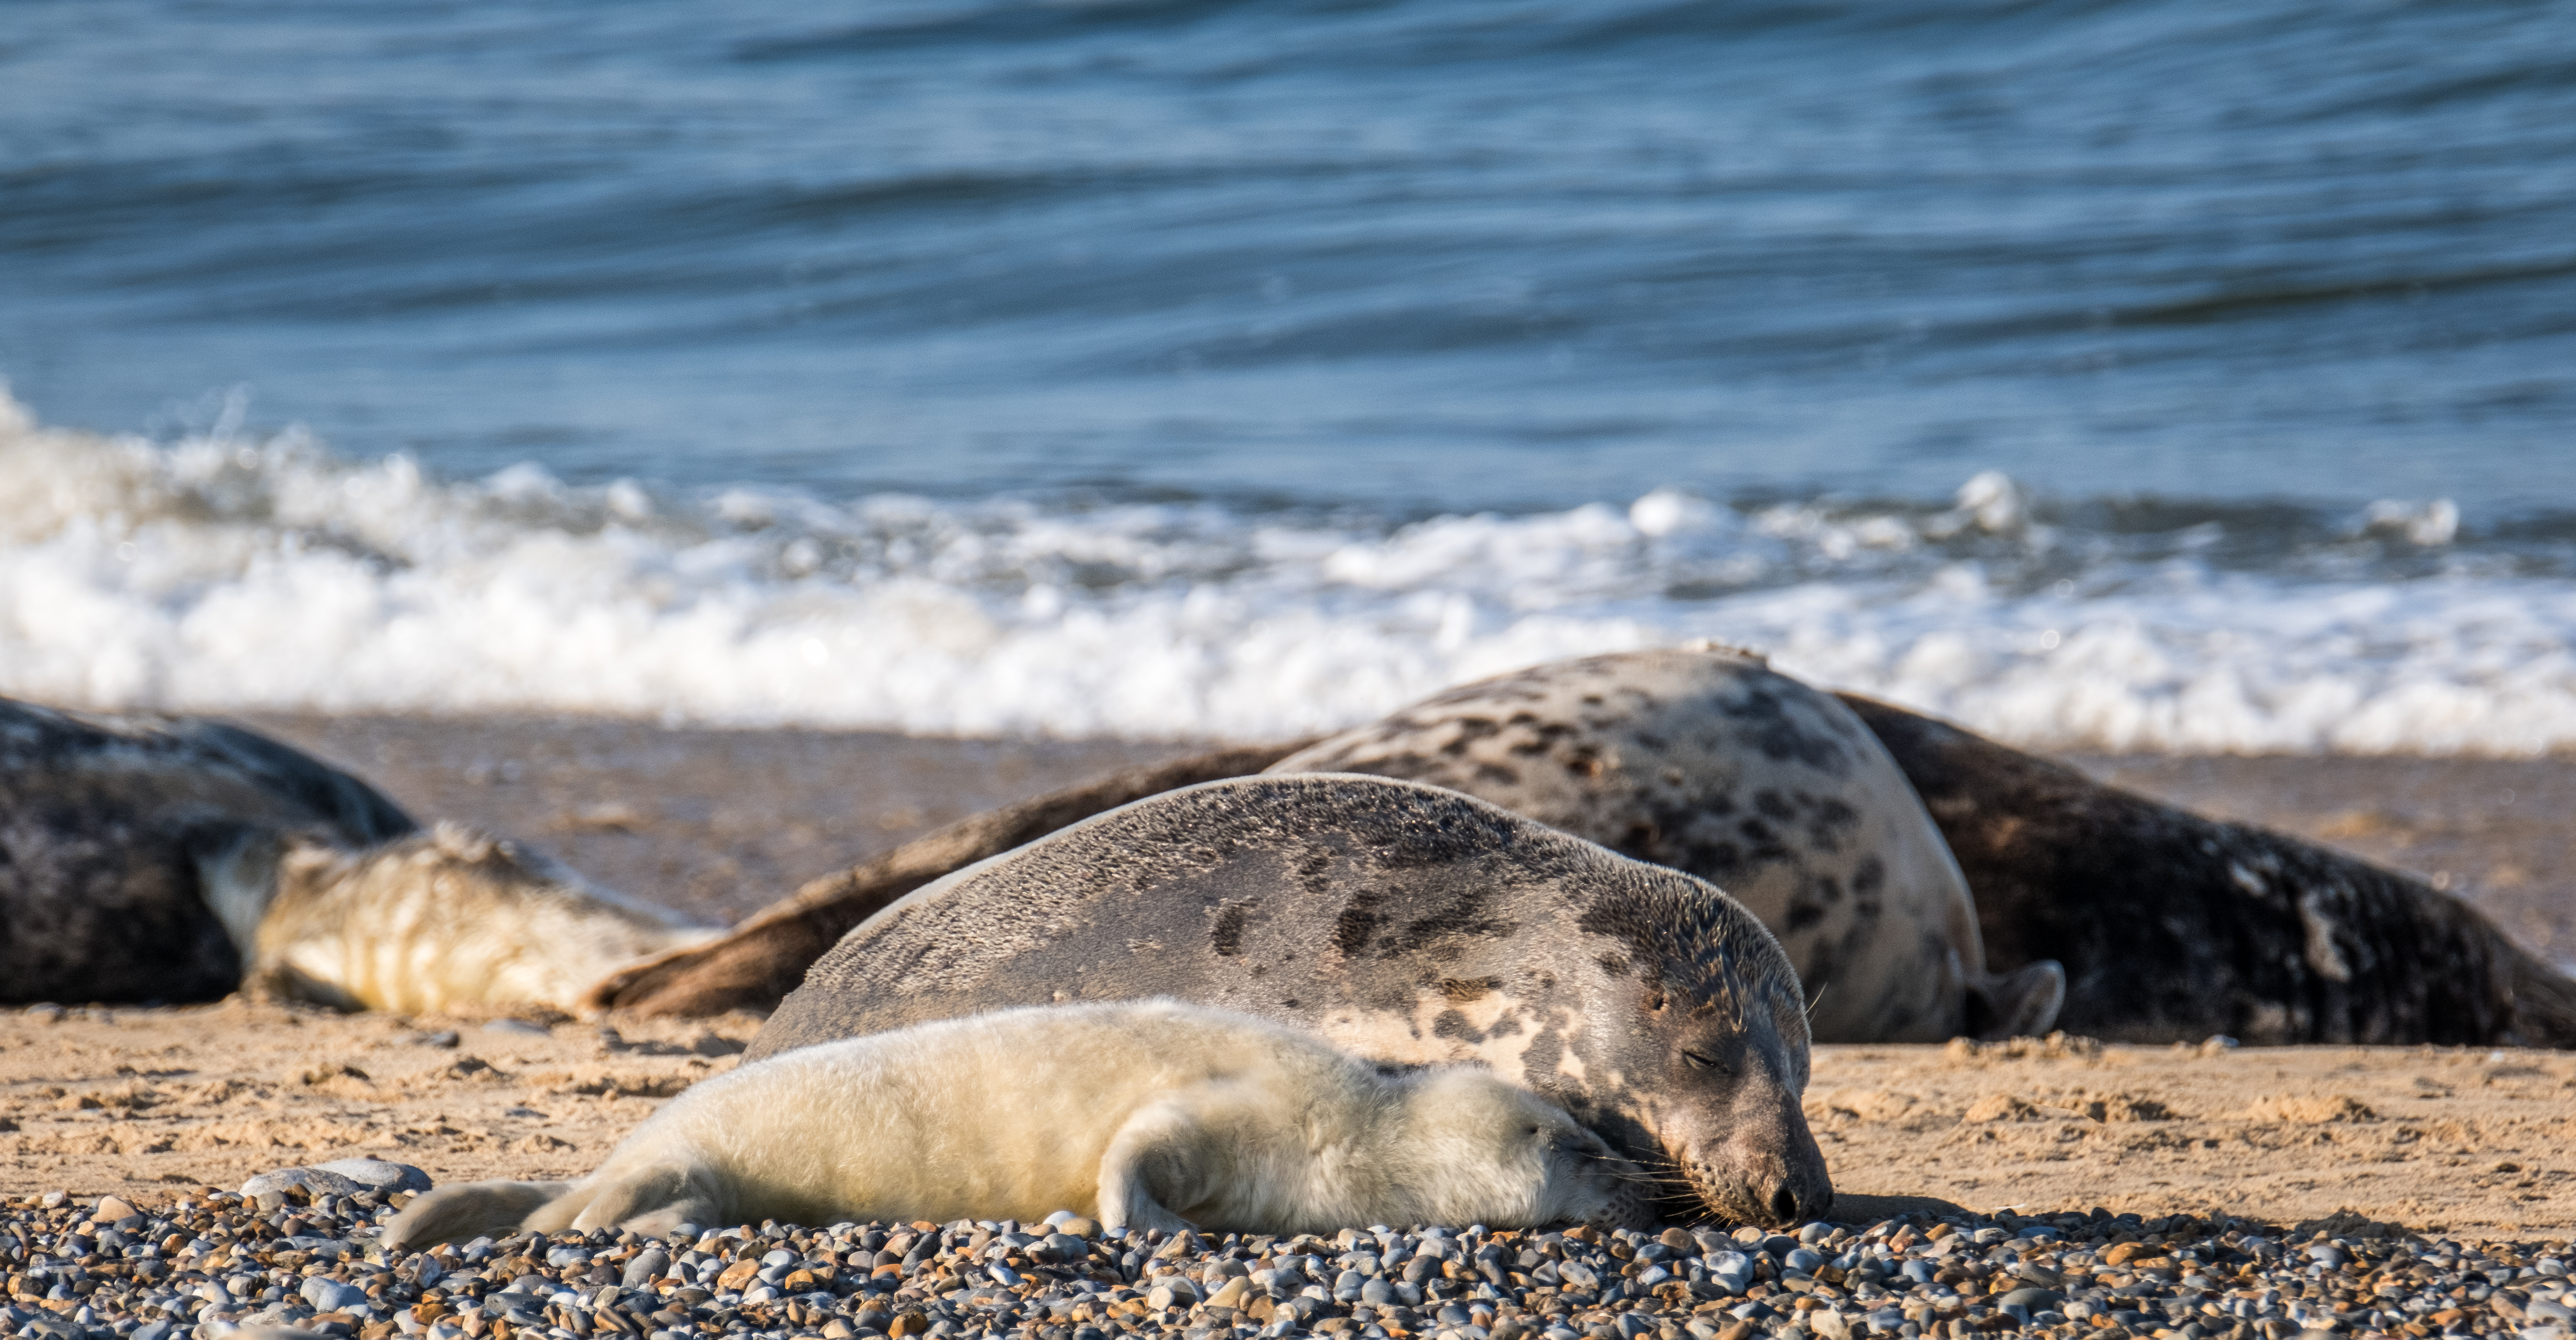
{"left": 1399, "top": 1070, "right": 1660, "bottom": 1232}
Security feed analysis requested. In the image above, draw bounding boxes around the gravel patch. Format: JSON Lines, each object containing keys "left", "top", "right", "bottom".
{"left": 3, "top": 1180, "right": 2571, "bottom": 1340}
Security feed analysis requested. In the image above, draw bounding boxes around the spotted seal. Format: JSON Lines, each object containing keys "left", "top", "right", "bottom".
{"left": 1837, "top": 695, "right": 2576, "bottom": 1047}
{"left": 386, "top": 998, "right": 1655, "bottom": 1246}
{"left": 751, "top": 773, "right": 1834, "bottom": 1226}
{"left": 0, "top": 697, "right": 415, "bottom": 1003}
{"left": 1266, "top": 649, "right": 2063, "bottom": 1044}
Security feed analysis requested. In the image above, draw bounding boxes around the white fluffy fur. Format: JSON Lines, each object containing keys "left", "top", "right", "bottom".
{"left": 200, "top": 821, "right": 716, "bottom": 1015}
{"left": 386, "top": 1000, "right": 1652, "bottom": 1246}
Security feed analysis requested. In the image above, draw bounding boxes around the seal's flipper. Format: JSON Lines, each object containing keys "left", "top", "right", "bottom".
{"left": 1096, "top": 1098, "right": 1212, "bottom": 1235}
{"left": 530, "top": 1162, "right": 719, "bottom": 1236}
{"left": 383, "top": 1179, "right": 574, "bottom": 1250}
{"left": 1966, "top": 960, "right": 2066, "bottom": 1040}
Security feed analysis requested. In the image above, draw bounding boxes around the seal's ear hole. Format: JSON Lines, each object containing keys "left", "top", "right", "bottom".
{"left": 1643, "top": 988, "right": 1666, "bottom": 1012}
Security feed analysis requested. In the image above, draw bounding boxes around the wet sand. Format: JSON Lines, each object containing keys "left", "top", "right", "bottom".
{"left": 235, "top": 715, "right": 2576, "bottom": 970}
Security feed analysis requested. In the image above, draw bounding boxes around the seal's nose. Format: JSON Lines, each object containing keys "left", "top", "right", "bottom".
{"left": 1736, "top": 1136, "right": 1833, "bottom": 1226}
{"left": 1759, "top": 1148, "right": 1834, "bottom": 1226}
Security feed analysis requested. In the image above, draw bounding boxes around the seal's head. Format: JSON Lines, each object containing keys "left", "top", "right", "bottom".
{"left": 1579, "top": 874, "right": 1833, "bottom": 1226}
{"left": 1396, "top": 1068, "right": 1660, "bottom": 1232}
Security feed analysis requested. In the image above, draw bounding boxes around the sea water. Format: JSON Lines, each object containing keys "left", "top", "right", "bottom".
{"left": 4, "top": 0, "right": 2573, "bottom": 750}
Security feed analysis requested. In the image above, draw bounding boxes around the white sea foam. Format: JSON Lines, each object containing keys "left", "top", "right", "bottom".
{"left": 3, "top": 395, "right": 2571, "bottom": 754}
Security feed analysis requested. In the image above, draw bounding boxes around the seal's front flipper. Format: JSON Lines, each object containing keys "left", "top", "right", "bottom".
{"left": 384, "top": 1179, "right": 575, "bottom": 1250}
{"left": 1967, "top": 960, "right": 2065, "bottom": 1040}
{"left": 532, "top": 1162, "right": 720, "bottom": 1237}
{"left": 1096, "top": 1099, "right": 1210, "bottom": 1235}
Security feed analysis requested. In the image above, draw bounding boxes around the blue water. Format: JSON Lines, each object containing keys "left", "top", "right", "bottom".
{"left": 7, "top": 0, "right": 2574, "bottom": 516}
{"left": 8, "top": 0, "right": 2576, "bottom": 759}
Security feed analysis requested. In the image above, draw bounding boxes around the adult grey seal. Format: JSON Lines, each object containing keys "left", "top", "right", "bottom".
{"left": 1266, "top": 649, "right": 2063, "bottom": 1044}
{"left": 387, "top": 998, "right": 1655, "bottom": 1247}
{"left": 0, "top": 697, "right": 414, "bottom": 1003}
{"left": 1837, "top": 695, "right": 2576, "bottom": 1048}
{"left": 752, "top": 773, "right": 1834, "bottom": 1226}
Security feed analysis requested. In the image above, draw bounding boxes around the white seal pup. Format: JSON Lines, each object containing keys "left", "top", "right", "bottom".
{"left": 385, "top": 999, "right": 1655, "bottom": 1246}
{"left": 199, "top": 820, "right": 721, "bottom": 1016}
{"left": 0, "top": 697, "right": 414, "bottom": 1004}
{"left": 1265, "top": 649, "right": 2064, "bottom": 1044}
{"left": 751, "top": 773, "right": 1833, "bottom": 1226}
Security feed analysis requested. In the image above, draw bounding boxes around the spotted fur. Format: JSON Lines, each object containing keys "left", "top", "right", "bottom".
{"left": 754, "top": 773, "right": 1833, "bottom": 1226}
{"left": 1267, "top": 649, "right": 2062, "bottom": 1042}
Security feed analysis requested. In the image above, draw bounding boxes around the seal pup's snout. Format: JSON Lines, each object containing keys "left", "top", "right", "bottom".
{"left": 1543, "top": 1121, "right": 1661, "bottom": 1232}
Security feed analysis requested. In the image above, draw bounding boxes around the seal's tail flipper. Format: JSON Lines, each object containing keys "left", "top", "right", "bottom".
{"left": 1967, "top": 960, "right": 2065, "bottom": 1040}
{"left": 384, "top": 1180, "right": 575, "bottom": 1251}
{"left": 526, "top": 1162, "right": 721, "bottom": 1238}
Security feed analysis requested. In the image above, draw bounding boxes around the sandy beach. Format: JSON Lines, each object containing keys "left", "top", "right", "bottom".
{"left": 6, "top": 712, "right": 2571, "bottom": 1236}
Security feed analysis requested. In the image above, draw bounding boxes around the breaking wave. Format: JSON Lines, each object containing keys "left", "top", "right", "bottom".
{"left": 5, "top": 394, "right": 2573, "bottom": 754}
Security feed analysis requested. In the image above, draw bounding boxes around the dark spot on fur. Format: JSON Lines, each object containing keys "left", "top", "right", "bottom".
{"left": 1785, "top": 899, "right": 1825, "bottom": 933}
{"left": 1851, "top": 856, "right": 1886, "bottom": 921}
{"left": 1439, "top": 717, "right": 1503, "bottom": 756}
{"left": 1438, "top": 977, "right": 1500, "bottom": 1002}
{"left": 1754, "top": 790, "right": 1795, "bottom": 821}
{"left": 1475, "top": 762, "right": 1521, "bottom": 787}
{"left": 1598, "top": 952, "right": 1632, "bottom": 978}
{"left": 1297, "top": 846, "right": 1335, "bottom": 897}
{"left": 1331, "top": 887, "right": 1388, "bottom": 959}
{"left": 1431, "top": 1009, "right": 1485, "bottom": 1042}
{"left": 1210, "top": 901, "right": 1254, "bottom": 957}
{"left": 1519, "top": 1026, "right": 1565, "bottom": 1092}
{"left": 1718, "top": 681, "right": 1851, "bottom": 773}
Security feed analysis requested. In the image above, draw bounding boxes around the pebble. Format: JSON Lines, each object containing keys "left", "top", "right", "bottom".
{"left": 0, "top": 1176, "right": 2568, "bottom": 1340}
